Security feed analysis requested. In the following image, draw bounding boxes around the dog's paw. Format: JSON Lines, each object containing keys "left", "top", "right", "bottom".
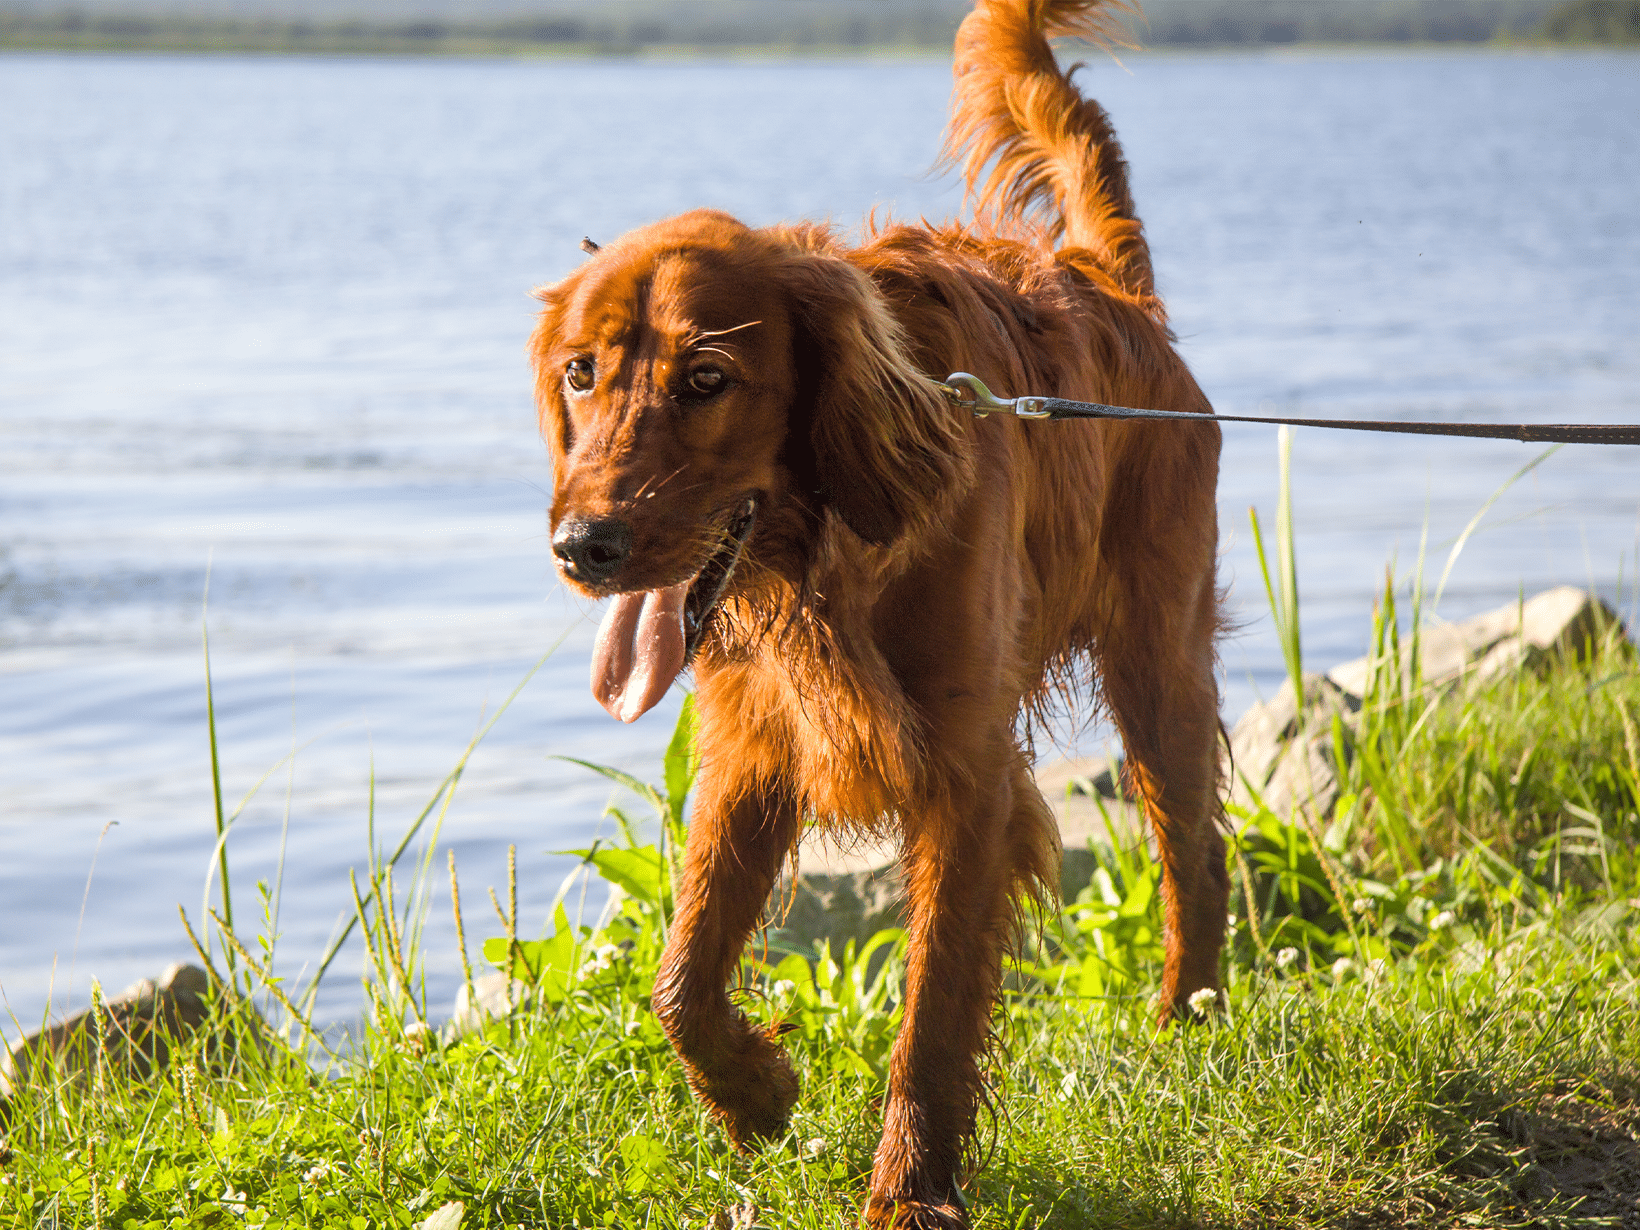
{"left": 687, "top": 1022, "right": 799, "bottom": 1148}
{"left": 860, "top": 1194, "right": 969, "bottom": 1230}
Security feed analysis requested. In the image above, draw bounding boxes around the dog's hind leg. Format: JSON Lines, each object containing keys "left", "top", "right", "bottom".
{"left": 652, "top": 766, "right": 801, "bottom": 1147}
{"left": 1098, "top": 548, "right": 1230, "bottom": 1019}
{"left": 1088, "top": 426, "right": 1230, "bottom": 1018}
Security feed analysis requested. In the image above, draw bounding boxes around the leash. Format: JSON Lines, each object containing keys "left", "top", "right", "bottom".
{"left": 937, "top": 372, "right": 1640, "bottom": 446}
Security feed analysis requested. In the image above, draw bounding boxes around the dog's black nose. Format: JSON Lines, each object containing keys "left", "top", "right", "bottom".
{"left": 552, "top": 517, "right": 632, "bottom": 583}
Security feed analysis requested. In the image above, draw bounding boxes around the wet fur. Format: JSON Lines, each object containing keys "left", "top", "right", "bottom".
{"left": 531, "top": 1, "right": 1229, "bottom": 1224}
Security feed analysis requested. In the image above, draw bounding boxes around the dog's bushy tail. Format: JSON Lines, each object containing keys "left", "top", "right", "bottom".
{"left": 945, "top": 0, "right": 1154, "bottom": 299}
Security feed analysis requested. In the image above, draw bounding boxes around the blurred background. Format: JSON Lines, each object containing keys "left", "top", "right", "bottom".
{"left": 1, "top": 0, "right": 1636, "bottom": 1035}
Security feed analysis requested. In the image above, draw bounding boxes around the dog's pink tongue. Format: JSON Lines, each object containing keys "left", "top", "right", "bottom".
{"left": 591, "top": 583, "right": 689, "bottom": 723}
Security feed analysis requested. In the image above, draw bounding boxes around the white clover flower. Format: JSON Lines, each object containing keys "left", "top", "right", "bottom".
{"left": 624, "top": 1020, "right": 641, "bottom": 1036}
{"left": 402, "top": 1021, "right": 432, "bottom": 1056}
{"left": 578, "top": 942, "right": 620, "bottom": 979}
{"left": 1428, "top": 910, "right": 1456, "bottom": 931}
{"left": 1186, "top": 987, "right": 1217, "bottom": 1015}
{"left": 1331, "top": 958, "right": 1355, "bottom": 980}
{"left": 803, "top": 1137, "right": 827, "bottom": 1157}
{"left": 772, "top": 979, "right": 797, "bottom": 1000}
{"left": 1275, "top": 947, "right": 1300, "bottom": 970}
{"left": 300, "top": 1162, "right": 332, "bottom": 1185}
{"left": 1352, "top": 897, "right": 1372, "bottom": 914}
{"left": 1364, "top": 958, "right": 1387, "bottom": 986}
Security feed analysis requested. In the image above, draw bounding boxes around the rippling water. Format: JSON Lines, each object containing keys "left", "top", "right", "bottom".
{"left": 2, "top": 48, "right": 1636, "bottom": 1032}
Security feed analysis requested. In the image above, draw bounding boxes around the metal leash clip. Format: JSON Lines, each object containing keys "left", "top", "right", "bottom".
{"left": 937, "top": 372, "right": 1053, "bottom": 419}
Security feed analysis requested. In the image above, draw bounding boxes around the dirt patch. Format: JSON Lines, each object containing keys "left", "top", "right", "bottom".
{"left": 1499, "top": 1093, "right": 1640, "bottom": 1227}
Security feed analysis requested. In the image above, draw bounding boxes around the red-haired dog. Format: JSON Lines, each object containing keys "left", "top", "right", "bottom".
{"left": 531, "top": 1, "right": 1226, "bottom": 1223}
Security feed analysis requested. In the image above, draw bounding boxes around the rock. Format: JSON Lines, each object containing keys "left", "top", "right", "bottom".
{"left": 446, "top": 972, "right": 533, "bottom": 1037}
{"left": 767, "top": 864, "right": 905, "bottom": 958}
{"left": 0, "top": 963, "right": 259, "bottom": 1101}
{"left": 1034, "top": 755, "right": 1127, "bottom": 802}
{"left": 1034, "top": 754, "right": 1146, "bottom": 891}
{"left": 1226, "top": 673, "right": 1361, "bottom": 821}
{"left": 764, "top": 767, "right": 1147, "bottom": 957}
{"left": 765, "top": 830, "right": 905, "bottom": 958}
{"left": 1329, "top": 586, "right": 1623, "bottom": 696}
{"left": 1252, "top": 727, "right": 1346, "bottom": 825}
{"left": 1228, "top": 588, "right": 1627, "bottom": 825}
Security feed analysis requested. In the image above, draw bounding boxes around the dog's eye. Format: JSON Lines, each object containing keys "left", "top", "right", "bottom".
{"left": 565, "top": 357, "right": 595, "bottom": 392}
{"left": 685, "top": 368, "right": 727, "bottom": 398}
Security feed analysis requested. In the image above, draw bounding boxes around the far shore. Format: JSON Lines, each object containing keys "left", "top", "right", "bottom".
{"left": 3, "top": 9, "right": 1635, "bottom": 58}
{"left": 3, "top": 36, "right": 1632, "bottom": 59}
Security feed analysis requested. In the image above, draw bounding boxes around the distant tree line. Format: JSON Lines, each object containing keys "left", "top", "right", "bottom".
{"left": 1122, "top": 0, "right": 1555, "bottom": 43}
{"left": 1538, "top": 0, "right": 1640, "bottom": 39}
{"left": 2, "top": 0, "right": 1635, "bottom": 53}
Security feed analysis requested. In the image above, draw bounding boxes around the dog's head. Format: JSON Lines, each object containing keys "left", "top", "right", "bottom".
{"left": 530, "top": 209, "right": 970, "bottom": 721}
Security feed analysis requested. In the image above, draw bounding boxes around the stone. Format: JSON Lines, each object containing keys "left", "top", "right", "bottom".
{"left": 446, "top": 972, "right": 533, "bottom": 1037}
{"left": 1226, "top": 588, "right": 1627, "bottom": 825}
{"left": 0, "top": 963, "right": 260, "bottom": 1102}
{"left": 438, "top": 587, "right": 1640, "bottom": 1044}
{"left": 764, "top": 767, "right": 1146, "bottom": 957}
{"left": 1034, "top": 755, "right": 1126, "bottom": 802}
{"left": 442, "top": 588, "right": 1633, "bottom": 1030}
{"left": 766, "top": 868, "right": 905, "bottom": 958}
{"left": 766, "top": 830, "right": 905, "bottom": 958}
{"left": 1253, "top": 727, "right": 1346, "bottom": 825}
{"left": 1034, "top": 754, "right": 1146, "bottom": 889}
{"left": 1225, "top": 672, "right": 1360, "bottom": 821}
{"left": 1328, "top": 586, "right": 1624, "bottom": 697}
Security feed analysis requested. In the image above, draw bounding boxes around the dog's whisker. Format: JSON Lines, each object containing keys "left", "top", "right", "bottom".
{"left": 692, "top": 320, "right": 763, "bottom": 342}
{"left": 643, "top": 466, "right": 692, "bottom": 497}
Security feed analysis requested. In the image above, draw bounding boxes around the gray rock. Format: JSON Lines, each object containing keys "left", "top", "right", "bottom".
{"left": 1035, "top": 755, "right": 1126, "bottom": 802}
{"left": 764, "top": 774, "right": 1145, "bottom": 957}
{"left": 1329, "top": 586, "right": 1622, "bottom": 697}
{"left": 1035, "top": 754, "right": 1146, "bottom": 896}
{"left": 0, "top": 963, "right": 259, "bottom": 1101}
{"left": 1226, "top": 673, "right": 1360, "bottom": 821}
{"left": 1252, "top": 726, "right": 1347, "bottom": 825}
{"left": 1230, "top": 588, "right": 1626, "bottom": 825}
{"left": 446, "top": 972, "right": 533, "bottom": 1038}
{"left": 765, "top": 862, "right": 905, "bottom": 959}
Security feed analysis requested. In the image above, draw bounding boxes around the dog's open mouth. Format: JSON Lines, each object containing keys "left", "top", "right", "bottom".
{"left": 590, "top": 496, "right": 758, "bottom": 723}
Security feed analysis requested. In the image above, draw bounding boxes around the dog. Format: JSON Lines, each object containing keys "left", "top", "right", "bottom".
{"left": 530, "top": 1, "right": 1227, "bottom": 1224}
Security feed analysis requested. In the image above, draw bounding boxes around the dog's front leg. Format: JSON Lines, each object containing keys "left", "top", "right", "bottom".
{"left": 863, "top": 778, "right": 1013, "bottom": 1230}
{"left": 652, "top": 768, "right": 801, "bottom": 1148}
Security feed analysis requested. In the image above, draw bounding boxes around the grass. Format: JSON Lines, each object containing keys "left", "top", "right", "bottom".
{"left": 3, "top": 458, "right": 1640, "bottom": 1228}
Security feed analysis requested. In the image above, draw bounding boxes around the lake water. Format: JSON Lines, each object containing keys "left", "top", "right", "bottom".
{"left": 2, "top": 47, "right": 1636, "bottom": 1034}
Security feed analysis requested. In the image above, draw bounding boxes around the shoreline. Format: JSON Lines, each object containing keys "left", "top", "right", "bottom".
{"left": 3, "top": 40, "right": 1632, "bottom": 58}
{"left": 2, "top": 21, "right": 1632, "bottom": 57}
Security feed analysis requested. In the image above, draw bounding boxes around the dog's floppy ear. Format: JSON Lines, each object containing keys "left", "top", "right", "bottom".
{"left": 783, "top": 255, "right": 974, "bottom": 547}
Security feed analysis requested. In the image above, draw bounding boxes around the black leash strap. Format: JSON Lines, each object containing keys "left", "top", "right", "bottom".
{"left": 938, "top": 372, "right": 1640, "bottom": 446}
